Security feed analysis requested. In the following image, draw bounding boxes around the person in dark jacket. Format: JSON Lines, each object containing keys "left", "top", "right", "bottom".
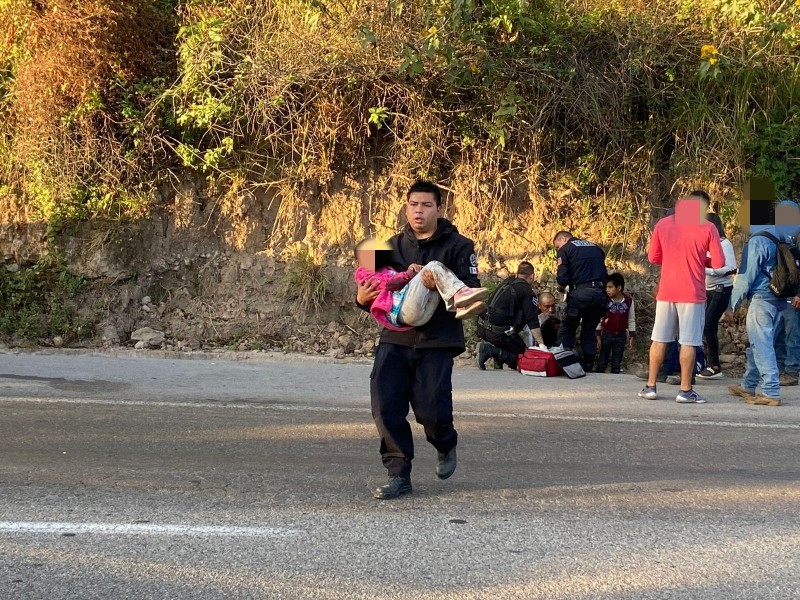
{"left": 553, "top": 230, "right": 609, "bottom": 371}
{"left": 356, "top": 180, "right": 480, "bottom": 500}
{"left": 475, "top": 261, "right": 544, "bottom": 370}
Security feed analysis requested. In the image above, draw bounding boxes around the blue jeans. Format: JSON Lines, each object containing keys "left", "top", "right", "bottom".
{"left": 774, "top": 305, "right": 800, "bottom": 377}
{"left": 741, "top": 296, "right": 786, "bottom": 398}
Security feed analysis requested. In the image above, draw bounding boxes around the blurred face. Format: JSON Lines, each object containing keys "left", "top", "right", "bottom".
{"left": 406, "top": 192, "right": 441, "bottom": 238}
{"left": 539, "top": 296, "right": 556, "bottom": 314}
{"left": 355, "top": 249, "right": 376, "bottom": 271}
{"left": 606, "top": 282, "right": 622, "bottom": 298}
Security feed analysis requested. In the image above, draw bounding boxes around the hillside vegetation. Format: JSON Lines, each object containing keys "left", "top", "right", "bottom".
{"left": 0, "top": 0, "right": 798, "bottom": 344}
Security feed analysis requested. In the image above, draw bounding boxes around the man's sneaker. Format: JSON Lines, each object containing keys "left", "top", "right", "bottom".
{"left": 455, "top": 300, "right": 486, "bottom": 319}
{"left": 676, "top": 389, "right": 707, "bottom": 404}
{"left": 638, "top": 385, "right": 657, "bottom": 400}
{"left": 745, "top": 394, "right": 782, "bottom": 407}
{"left": 779, "top": 373, "right": 799, "bottom": 386}
{"left": 698, "top": 366, "right": 723, "bottom": 379}
{"left": 373, "top": 476, "right": 412, "bottom": 500}
{"left": 635, "top": 370, "right": 667, "bottom": 383}
{"left": 453, "top": 287, "right": 490, "bottom": 308}
{"left": 728, "top": 383, "right": 755, "bottom": 401}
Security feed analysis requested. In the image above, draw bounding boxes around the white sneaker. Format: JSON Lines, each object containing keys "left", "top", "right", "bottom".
{"left": 676, "top": 389, "right": 707, "bottom": 404}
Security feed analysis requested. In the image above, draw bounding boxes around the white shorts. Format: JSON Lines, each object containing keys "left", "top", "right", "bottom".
{"left": 651, "top": 301, "right": 705, "bottom": 346}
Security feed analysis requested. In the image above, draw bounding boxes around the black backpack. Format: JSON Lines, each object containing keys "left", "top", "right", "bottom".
{"left": 756, "top": 231, "right": 800, "bottom": 298}
{"left": 484, "top": 277, "right": 520, "bottom": 322}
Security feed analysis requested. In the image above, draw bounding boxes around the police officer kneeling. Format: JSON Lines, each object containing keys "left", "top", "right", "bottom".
{"left": 476, "top": 261, "right": 544, "bottom": 370}
{"left": 553, "top": 230, "right": 608, "bottom": 372}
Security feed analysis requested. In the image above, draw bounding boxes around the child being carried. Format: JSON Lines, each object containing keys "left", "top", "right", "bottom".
{"left": 354, "top": 238, "right": 489, "bottom": 331}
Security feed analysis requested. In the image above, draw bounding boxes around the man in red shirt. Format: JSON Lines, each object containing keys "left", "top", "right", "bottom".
{"left": 639, "top": 193, "right": 725, "bottom": 403}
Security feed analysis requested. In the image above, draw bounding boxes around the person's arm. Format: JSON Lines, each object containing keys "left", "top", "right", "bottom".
{"left": 708, "top": 228, "right": 725, "bottom": 269}
{"left": 354, "top": 268, "right": 380, "bottom": 310}
{"left": 520, "top": 291, "right": 544, "bottom": 346}
{"left": 384, "top": 270, "right": 415, "bottom": 292}
{"left": 556, "top": 246, "right": 572, "bottom": 289}
{"left": 451, "top": 239, "right": 480, "bottom": 288}
{"left": 706, "top": 239, "right": 737, "bottom": 276}
{"left": 627, "top": 299, "right": 636, "bottom": 348}
{"left": 648, "top": 224, "right": 663, "bottom": 265}
{"left": 729, "top": 238, "right": 767, "bottom": 311}
{"left": 356, "top": 278, "right": 381, "bottom": 310}
{"left": 627, "top": 299, "right": 636, "bottom": 336}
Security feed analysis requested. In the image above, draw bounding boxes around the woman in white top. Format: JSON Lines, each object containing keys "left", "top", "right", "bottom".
{"left": 698, "top": 212, "right": 737, "bottom": 379}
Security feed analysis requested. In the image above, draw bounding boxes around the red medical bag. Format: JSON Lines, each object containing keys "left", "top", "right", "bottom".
{"left": 517, "top": 348, "right": 562, "bottom": 377}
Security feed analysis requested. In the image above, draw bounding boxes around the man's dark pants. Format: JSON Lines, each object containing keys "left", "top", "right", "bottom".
{"left": 370, "top": 343, "right": 458, "bottom": 478}
{"left": 596, "top": 331, "right": 627, "bottom": 373}
{"left": 478, "top": 323, "right": 526, "bottom": 368}
{"left": 557, "top": 287, "right": 606, "bottom": 363}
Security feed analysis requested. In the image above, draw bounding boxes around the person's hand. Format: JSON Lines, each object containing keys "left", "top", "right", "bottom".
{"left": 407, "top": 263, "right": 423, "bottom": 274}
{"left": 721, "top": 309, "right": 735, "bottom": 323}
{"left": 792, "top": 296, "right": 800, "bottom": 309}
{"left": 421, "top": 269, "right": 436, "bottom": 290}
{"left": 596, "top": 335, "right": 601, "bottom": 350}
{"left": 627, "top": 336, "right": 635, "bottom": 349}
{"left": 356, "top": 278, "right": 381, "bottom": 305}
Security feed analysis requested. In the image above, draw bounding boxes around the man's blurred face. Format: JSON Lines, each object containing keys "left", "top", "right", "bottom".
{"left": 406, "top": 192, "right": 441, "bottom": 238}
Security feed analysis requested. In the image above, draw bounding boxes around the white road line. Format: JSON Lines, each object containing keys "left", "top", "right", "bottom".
{"left": 0, "top": 521, "right": 301, "bottom": 538}
{"left": 1, "top": 395, "right": 799, "bottom": 430}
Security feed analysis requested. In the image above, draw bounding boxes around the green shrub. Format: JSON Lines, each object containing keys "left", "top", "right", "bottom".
{"left": 0, "top": 259, "right": 97, "bottom": 343}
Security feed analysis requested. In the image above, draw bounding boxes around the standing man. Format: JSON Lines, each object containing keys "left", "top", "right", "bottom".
{"left": 553, "top": 231, "right": 608, "bottom": 371}
{"left": 476, "top": 261, "right": 544, "bottom": 370}
{"left": 640, "top": 193, "right": 724, "bottom": 403}
{"left": 356, "top": 181, "right": 480, "bottom": 500}
{"left": 725, "top": 200, "right": 800, "bottom": 406}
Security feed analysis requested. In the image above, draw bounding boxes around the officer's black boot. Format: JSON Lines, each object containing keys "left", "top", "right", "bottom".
{"left": 373, "top": 476, "right": 412, "bottom": 500}
{"left": 498, "top": 348, "right": 519, "bottom": 370}
{"left": 582, "top": 353, "right": 596, "bottom": 373}
{"left": 476, "top": 341, "right": 493, "bottom": 370}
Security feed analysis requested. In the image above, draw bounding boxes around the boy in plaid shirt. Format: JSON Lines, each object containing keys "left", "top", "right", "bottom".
{"left": 595, "top": 273, "right": 636, "bottom": 373}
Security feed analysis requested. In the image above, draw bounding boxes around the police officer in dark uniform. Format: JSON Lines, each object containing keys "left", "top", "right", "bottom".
{"left": 356, "top": 181, "right": 480, "bottom": 500}
{"left": 476, "top": 261, "right": 544, "bottom": 370}
{"left": 553, "top": 230, "right": 608, "bottom": 371}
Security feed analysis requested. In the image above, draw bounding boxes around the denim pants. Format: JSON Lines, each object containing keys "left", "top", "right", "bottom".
{"left": 741, "top": 296, "right": 785, "bottom": 398}
{"left": 596, "top": 331, "right": 626, "bottom": 373}
{"left": 774, "top": 305, "right": 800, "bottom": 377}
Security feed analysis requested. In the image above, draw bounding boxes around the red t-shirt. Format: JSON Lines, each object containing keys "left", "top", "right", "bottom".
{"left": 649, "top": 216, "right": 724, "bottom": 303}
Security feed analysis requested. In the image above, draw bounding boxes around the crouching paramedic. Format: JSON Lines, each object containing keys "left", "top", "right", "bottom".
{"left": 476, "top": 261, "right": 544, "bottom": 370}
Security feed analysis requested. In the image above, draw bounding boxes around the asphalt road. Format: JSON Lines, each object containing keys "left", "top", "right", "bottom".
{"left": 0, "top": 350, "right": 798, "bottom": 599}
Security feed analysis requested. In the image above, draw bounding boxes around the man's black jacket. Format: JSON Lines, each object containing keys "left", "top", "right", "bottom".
{"left": 485, "top": 277, "right": 541, "bottom": 333}
{"left": 359, "top": 218, "right": 479, "bottom": 355}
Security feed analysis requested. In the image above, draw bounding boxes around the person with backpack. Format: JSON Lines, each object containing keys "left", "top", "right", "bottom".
{"left": 725, "top": 200, "right": 800, "bottom": 407}
{"left": 476, "top": 261, "right": 544, "bottom": 370}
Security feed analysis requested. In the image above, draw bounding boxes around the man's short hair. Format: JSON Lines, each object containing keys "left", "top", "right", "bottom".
{"left": 407, "top": 180, "right": 442, "bottom": 207}
{"left": 553, "top": 231, "right": 572, "bottom": 243}
{"left": 688, "top": 190, "right": 711, "bottom": 203}
{"left": 607, "top": 272, "right": 625, "bottom": 290}
{"left": 517, "top": 261, "right": 535, "bottom": 277}
{"left": 539, "top": 291, "right": 555, "bottom": 303}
